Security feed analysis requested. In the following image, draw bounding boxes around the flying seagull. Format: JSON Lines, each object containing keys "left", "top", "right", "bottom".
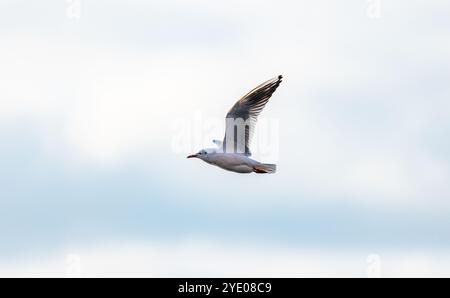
{"left": 187, "top": 75, "right": 283, "bottom": 174}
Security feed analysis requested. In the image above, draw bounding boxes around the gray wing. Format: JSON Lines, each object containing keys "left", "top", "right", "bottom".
{"left": 222, "top": 75, "right": 283, "bottom": 155}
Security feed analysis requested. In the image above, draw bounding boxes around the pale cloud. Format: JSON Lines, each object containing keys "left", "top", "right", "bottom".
{"left": 2, "top": 240, "right": 450, "bottom": 277}
{"left": 2, "top": 1, "right": 450, "bottom": 277}
{"left": 1, "top": 1, "right": 450, "bottom": 205}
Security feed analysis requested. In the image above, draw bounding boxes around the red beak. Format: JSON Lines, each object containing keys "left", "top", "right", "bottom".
{"left": 187, "top": 154, "right": 197, "bottom": 159}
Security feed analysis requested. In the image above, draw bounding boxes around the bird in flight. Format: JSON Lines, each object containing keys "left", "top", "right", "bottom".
{"left": 187, "top": 75, "right": 283, "bottom": 174}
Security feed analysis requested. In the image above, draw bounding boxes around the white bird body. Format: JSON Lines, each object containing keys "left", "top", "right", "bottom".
{"left": 209, "top": 153, "right": 255, "bottom": 173}
{"left": 196, "top": 150, "right": 274, "bottom": 174}
{"left": 187, "top": 75, "right": 282, "bottom": 174}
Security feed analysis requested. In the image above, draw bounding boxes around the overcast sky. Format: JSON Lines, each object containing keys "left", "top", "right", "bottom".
{"left": 1, "top": 0, "right": 450, "bottom": 277}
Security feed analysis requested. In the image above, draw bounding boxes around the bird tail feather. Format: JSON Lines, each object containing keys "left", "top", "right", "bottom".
{"left": 253, "top": 163, "right": 277, "bottom": 174}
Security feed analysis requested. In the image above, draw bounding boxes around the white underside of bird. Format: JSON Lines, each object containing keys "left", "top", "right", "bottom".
{"left": 188, "top": 150, "right": 276, "bottom": 174}
{"left": 187, "top": 75, "right": 283, "bottom": 174}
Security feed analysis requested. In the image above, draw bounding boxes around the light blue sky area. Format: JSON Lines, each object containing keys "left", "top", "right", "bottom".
{"left": 1, "top": 123, "right": 450, "bottom": 257}
{"left": 1, "top": 0, "right": 450, "bottom": 260}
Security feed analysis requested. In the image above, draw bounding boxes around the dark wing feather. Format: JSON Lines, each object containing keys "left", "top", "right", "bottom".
{"left": 222, "top": 75, "right": 283, "bottom": 155}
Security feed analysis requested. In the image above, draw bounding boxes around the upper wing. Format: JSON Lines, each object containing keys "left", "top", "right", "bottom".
{"left": 222, "top": 75, "right": 283, "bottom": 155}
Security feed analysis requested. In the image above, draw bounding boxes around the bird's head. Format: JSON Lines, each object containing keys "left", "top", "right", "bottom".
{"left": 187, "top": 149, "right": 214, "bottom": 160}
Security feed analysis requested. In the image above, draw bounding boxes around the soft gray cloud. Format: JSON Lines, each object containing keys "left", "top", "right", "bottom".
{"left": 1, "top": 0, "right": 450, "bottom": 275}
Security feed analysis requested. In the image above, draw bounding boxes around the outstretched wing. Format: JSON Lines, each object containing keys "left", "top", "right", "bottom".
{"left": 222, "top": 75, "right": 283, "bottom": 155}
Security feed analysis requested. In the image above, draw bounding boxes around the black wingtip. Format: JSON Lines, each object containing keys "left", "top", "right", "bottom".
{"left": 278, "top": 75, "right": 283, "bottom": 80}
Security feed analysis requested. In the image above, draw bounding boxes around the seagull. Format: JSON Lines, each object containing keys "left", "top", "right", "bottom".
{"left": 187, "top": 75, "right": 283, "bottom": 174}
